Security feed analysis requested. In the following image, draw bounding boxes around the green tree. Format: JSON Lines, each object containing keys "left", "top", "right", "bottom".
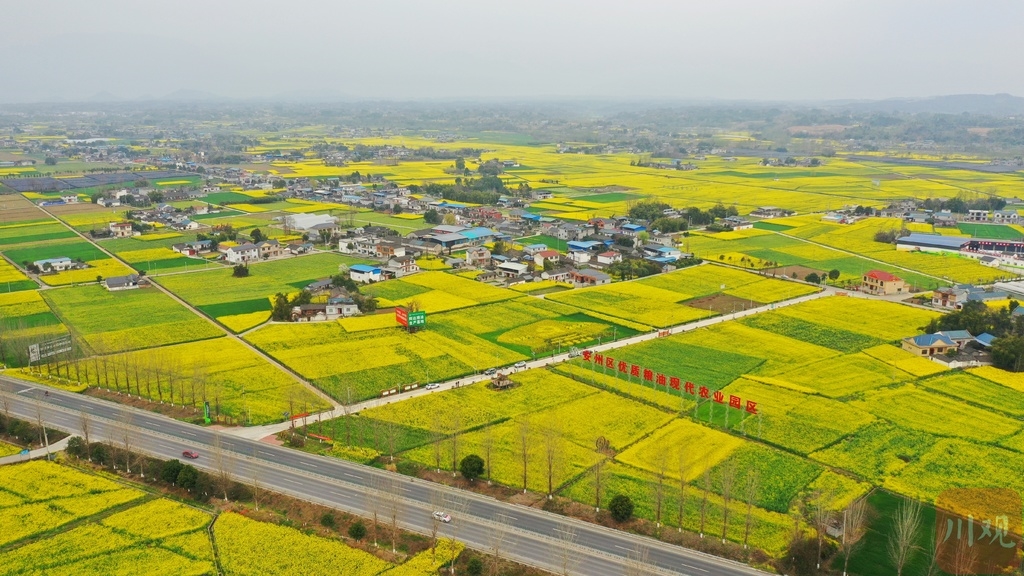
{"left": 176, "top": 465, "right": 199, "bottom": 491}
{"left": 828, "top": 269, "right": 841, "bottom": 283}
{"left": 147, "top": 191, "right": 164, "bottom": 204}
{"left": 805, "top": 272, "right": 821, "bottom": 284}
{"left": 232, "top": 264, "right": 249, "bottom": 278}
{"left": 320, "top": 512, "right": 337, "bottom": 529}
{"left": 491, "top": 241, "right": 506, "bottom": 255}
{"left": 348, "top": 521, "right": 367, "bottom": 540}
{"left": 424, "top": 209, "right": 441, "bottom": 224}
{"left": 460, "top": 454, "right": 485, "bottom": 481}
{"left": 993, "top": 335, "right": 1024, "bottom": 372}
{"left": 609, "top": 494, "right": 634, "bottom": 522}
{"left": 271, "top": 293, "right": 291, "bottom": 321}
{"left": 455, "top": 157, "right": 466, "bottom": 170}
{"left": 250, "top": 228, "right": 265, "bottom": 243}
{"left": 160, "top": 459, "right": 184, "bottom": 485}
{"left": 44, "top": 157, "right": 57, "bottom": 166}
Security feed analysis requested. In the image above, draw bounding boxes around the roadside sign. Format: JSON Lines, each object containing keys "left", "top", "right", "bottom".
{"left": 396, "top": 307, "right": 409, "bottom": 327}
{"left": 408, "top": 311, "right": 426, "bottom": 327}
{"left": 28, "top": 335, "right": 73, "bottom": 362}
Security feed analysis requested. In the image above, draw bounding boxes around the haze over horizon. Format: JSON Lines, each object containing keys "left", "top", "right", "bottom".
{"left": 2, "top": 0, "right": 1022, "bottom": 104}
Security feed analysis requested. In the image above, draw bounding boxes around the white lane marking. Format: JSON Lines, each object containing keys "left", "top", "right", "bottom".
{"left": 306, "top": 462, "right": 318, "bottom": 468}
{"left": 16, "top": 388, "right": 31, "bottom": 394}
{"left": 343, "top": 472, "right": 361, "bottom": 479}
{"left": 680, "top": 564, "right": 709, "bottom": 573}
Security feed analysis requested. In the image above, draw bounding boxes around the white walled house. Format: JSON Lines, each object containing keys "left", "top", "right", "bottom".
{"left": 225, "top": 243, "right": 259, "bottom": 264}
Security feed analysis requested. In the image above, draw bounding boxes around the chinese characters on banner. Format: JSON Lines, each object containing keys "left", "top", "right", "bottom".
{"left": 582, "top": 350, "right": 758, "bottom": 414}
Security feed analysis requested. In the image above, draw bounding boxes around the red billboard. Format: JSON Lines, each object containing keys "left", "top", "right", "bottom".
{"left": 396, "top": 307, "right": 408, "bottom": 327}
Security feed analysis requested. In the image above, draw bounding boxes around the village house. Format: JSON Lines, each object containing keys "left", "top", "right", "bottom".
{"left": 533, "top": 249, "right": 561, "bottom": 268}
{"left": 225, "top": 243, "right": 259, "bottom": 264}
{"left": 465, "top": 246, "right": 491, "bottom": 267}
{"left": 966, "top": 209, "right": 991, "bottom": 222}
{"left": 33, "top": 257, "right": 76, "bottom": 272}
{"left": 596, "top": 251, "right": 622, "bottom": 266}
{"left": 994, "top": 210, "right": 1019, "bottom": 224}
{"left": 620, "top": 223, "right": 646, "bottom": 236}
{"left": 104, "top": 274, "right": 144, "bottom": 291}
{"left": 497, "top": 261, "right": 530, "bottom": 278}
{"left": 540, "top": 267, "right": 573, "bottom": 282}
{"left": 861, "top": 270, "right": 908, "bottom": 295}
{"left": 109, "top": 221, "right": 133, "bottom": 238}
{"left": 386, "top": 255, "right": 420, "bottom": 277}
{"left": 901, "top": 333, "right": 958, "bottom": 357}
{"left": 291, "top": 303, "right": 348, "bottom": 322}
{"left": 375, "top": 241, "right": 406, "bottom": 259}
{"left": 60, "top": 194, "right": 78, "bottom": 204}
{"left": 349, "top": 264, "right": 382, "bottom": 283}
{"left": 570, "top": 269, "right": 612, "bottom": 287}
{"left": 288, "top": 242, "right": 314, "bottom": 255}
{"left": 256, "top": 239, "right": 284, "bottom": 259}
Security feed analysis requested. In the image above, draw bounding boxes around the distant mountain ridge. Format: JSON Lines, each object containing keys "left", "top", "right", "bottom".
{"left": 839, "top": 93, "right": 1024, "bottom": 115}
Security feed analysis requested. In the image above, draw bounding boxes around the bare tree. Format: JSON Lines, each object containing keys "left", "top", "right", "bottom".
{"left": 0, "top": 392, "right": 12, "bottom": 430}
{"left": 212, "top": 432, "right": 233, "bottom": 500}
{"left": 384, "top": 419, "right": 402, "bottom": 463}
{"left": 79, "top": 410, "right": 92, "bottom": 461}
{"left": 720, "top": 459, "right": 737, "bottom": 543}
{"left": 839, "top": 497, "right": 868, "bottom": 576}
{"left": 431, "top": 413, "right": 444, "bottom": 473}
{"left": 593, "top": 458, "right": 606, "bottom": 512}
{"left": 429, "top": 489, "right": 445, "bottom": 560}
{"left": 117, "top": 408, "right": 133, "bottom": 473}
{"left": 699, "top": 454, "right": 711, "bottom": 538}
{"left": 341, "top": 385, "right": 353, "bottom": 445}
{"left": 624, "top": 543, "right": 655, "bottom": 576}
{"left": 677, "top": 446, "right": 688, "bottom": 533}
{"left": 384, "top": 476, "right": 401, "bottom": 553}
{"left": 33, "top": 399, "right": 50, "bottom": 457}
{"left": 743, "top": 470, "right": 760, "bottom": 550}
{"left": 488, "top": 512, "right": 512, "bottom": 576}
{"left": 444, "top": 492, "right": 471, "bottom": 574}
{"left": 812, "top": 489, "right": 836, "bottom": 570}
{"left": 516, "top": 417, "right": 533, "bottom": 493}
{"left": 483, "top": 424, "right": 494, "bottom": 485}
{"left": 250, "top": 446, "right": 263, "bottom": 511}
{"left": 368, "top": 475, "right": 385, "bottom": 548}
{"left": 887, "top": 498, "right": 922, "bottom": 576}
{"left": 447, "top": 406, "right": 462, "bottom": 477}
{"left": 550, "top": 520, "right": 580, "bottom": 576}
{"left": 542, "top": 420, "right": 564, "bottom": 499}
{"left": 951, "top": 530, "right": 978, "bottom": 576}
{"left": 653, "top": 451, "right": 668, "bottom": 529}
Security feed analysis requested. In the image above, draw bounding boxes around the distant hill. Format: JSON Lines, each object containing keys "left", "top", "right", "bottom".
{"left": 841, "top": 93, "right": 1024, "bottom": 116}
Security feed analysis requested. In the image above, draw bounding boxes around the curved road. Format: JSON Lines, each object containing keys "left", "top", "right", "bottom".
{"left": 0, "top": 375, "right": 769, "bottom": 576}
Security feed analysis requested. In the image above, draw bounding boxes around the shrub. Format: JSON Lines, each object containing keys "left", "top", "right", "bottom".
{"left": 466, "top": 557, "right": 484, "bottom": 576}
{"left": 459, "top": 454, "right": 485, "bottom": 481}
{"left": 609, "top": 494, "right": 634, "bottom": 522}
{"left": 65, "top": 436, "right": 87, "bottom": 458}
{"left": 320, "top": 512, "right": 336, "bottom": 529}
{"left": 160, "top": 459, "right": 184, "bottom": 485}
{"left": 348, "top": 520, "right": 367, "bottom": 540}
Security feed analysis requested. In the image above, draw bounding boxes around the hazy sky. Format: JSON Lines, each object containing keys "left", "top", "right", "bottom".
{"left": 3, "top": 0, "right": 1022, "bottom": 103}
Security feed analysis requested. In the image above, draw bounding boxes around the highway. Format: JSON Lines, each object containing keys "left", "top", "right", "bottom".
{"left": 0, "top": 375, "right": 771, "bottom": 576}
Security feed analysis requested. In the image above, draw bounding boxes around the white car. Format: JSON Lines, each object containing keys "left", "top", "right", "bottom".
{"left": 424, "top": 383, "right": 441, "bottom": 390}
{"left": 514, "top": 361, "right": 527, "bottom": 369}
{"left": 432, "top": 511, "right": 452, "bottom": 523}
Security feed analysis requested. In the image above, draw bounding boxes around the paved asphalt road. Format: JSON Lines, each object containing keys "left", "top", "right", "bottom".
{"left": 1, "top": 376, "right": 771, "bottom": 576}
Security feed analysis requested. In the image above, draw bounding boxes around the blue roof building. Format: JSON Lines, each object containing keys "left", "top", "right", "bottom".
{"left": 975, "top": 333, "right": 997, "bottom": 348}
{"left": 350, "top": 264, "right": 380, "bottom": 273}
{"left": 459, "top": 227, "right": 494, "bottom": 240}
{"left": 567, "top": 240, "right": 601, "bottom": 252}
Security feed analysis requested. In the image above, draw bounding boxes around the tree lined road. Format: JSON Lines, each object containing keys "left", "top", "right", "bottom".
{"left": 0, "top": 375, "right": 770, "bottom": 576}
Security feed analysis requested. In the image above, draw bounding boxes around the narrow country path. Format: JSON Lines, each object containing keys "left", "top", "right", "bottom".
{"left": 29, "top": 203, "right": 339, "bottom": 411}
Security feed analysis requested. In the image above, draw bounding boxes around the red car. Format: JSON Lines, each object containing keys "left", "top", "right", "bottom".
{"left": 182, "top": 450, "right": 200, "bottom": 459}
